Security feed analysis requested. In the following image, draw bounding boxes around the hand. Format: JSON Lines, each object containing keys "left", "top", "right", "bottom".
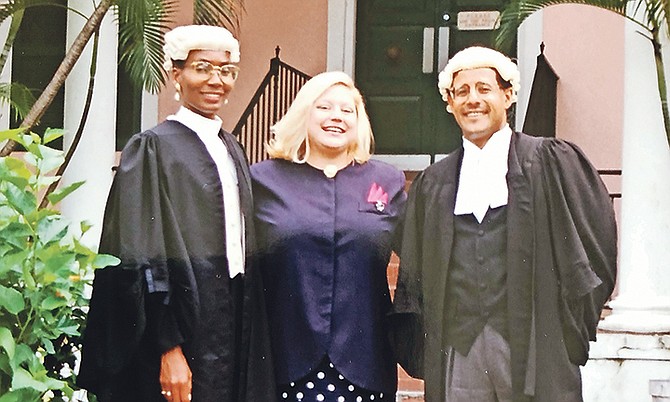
{"left": 160, "top": 345, "right": 192, "bottom": 401}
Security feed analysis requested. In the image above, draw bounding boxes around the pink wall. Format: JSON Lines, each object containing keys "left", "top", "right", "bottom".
{"left": 220, "top": 0, "right": 328, "bottom": 132}
{"left": 543, "top": 5, "right": 624, "bottom": 170}
{"left": 157, "top": 0, "right": 327, "bottom": 132}
{"left": 544, "top": 5, "right": 623, "bottom": 260}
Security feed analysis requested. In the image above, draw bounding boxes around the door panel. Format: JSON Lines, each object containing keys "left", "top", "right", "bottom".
{"left": 356, "top": 0, "right": 440, "bottom": 155}
{"left": 366, "top": 27, "right": 425, "bottom": 80}
{"left": 367, "top": 95, "right": 424, "bottom": 153}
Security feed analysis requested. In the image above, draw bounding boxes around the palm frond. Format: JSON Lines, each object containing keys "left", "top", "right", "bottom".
{"left": 116, "top": 0, "right": 176, "bottom": 94}
{"left": 663, "top": 0, "right": 670, "bottom": 38}
{"left": 0, "top": 0, "right": 20, "bottom": 25}
{"left": 193, "top": 0, "right": 245, "bottom": 35}
{"left": 644, "top": 0, "right": 670, "bottom": 36}
{"left": 0, "top": 81, "right": 36, "bottom": 120}
{"left": 0, "top": 0, "right": 69, "bottom": 22}
{"left": 0, "top": 8, "right": 24, "bottom": 75}
{"left": 0, "top": 0, "right": 87, "bottom": 76}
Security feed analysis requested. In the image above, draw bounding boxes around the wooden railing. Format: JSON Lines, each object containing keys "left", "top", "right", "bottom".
{"left": 598, "top": 169, "right": 622, "bottom": 203}
{"left": 233, "top": 47, "right": 311, "bottom": 164}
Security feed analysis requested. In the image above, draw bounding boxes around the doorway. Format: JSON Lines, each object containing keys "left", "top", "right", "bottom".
{"left": 355, "top": 0, "right": 509, "bottom": 158}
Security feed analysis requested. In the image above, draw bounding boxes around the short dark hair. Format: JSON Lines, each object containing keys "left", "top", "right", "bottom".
{"left": 494, "top": 69, "right": 513, "bottom": 90}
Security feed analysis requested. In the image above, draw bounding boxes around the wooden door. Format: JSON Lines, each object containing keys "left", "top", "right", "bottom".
{"left": 356, "top": 0, "right": 509, "bottom": 158}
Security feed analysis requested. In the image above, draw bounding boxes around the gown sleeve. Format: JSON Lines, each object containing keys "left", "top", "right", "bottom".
{"left": 390, "top": 170, "right": 408, "bottom": 255}
{"left": 539, "top": 139, "right": 617, "bottom": 364}
{"left": 78, "top": 131, "right": 189, "bottom": 393}
{"left": 388, "top": 172, "right": 426, "bottom": 379}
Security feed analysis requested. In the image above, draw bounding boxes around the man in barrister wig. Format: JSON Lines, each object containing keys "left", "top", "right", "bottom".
{"left": 78, "top": 25, "right": 275, "bottom": 402}
{"left": 390, "top": 46, "right": 617, "bottom": 402}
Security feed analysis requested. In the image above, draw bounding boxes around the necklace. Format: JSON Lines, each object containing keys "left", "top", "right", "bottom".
{"left": 323, "top": 164, "right": 338, "bottom": 178}
{"left": 308, "top": 158, "right": 353, "bottom": 178}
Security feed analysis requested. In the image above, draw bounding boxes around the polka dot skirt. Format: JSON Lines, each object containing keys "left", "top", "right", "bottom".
{"left": 278, "top": 357, "right": 393, "bottom": 402}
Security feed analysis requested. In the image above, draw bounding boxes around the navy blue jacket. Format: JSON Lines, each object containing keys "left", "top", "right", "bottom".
{"left": 251, "top": 159, "right": 406, "bottom": 393}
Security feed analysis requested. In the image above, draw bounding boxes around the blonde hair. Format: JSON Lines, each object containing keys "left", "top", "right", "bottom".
{"left": 266, "top": 71, "right": 374, "bottom": 163}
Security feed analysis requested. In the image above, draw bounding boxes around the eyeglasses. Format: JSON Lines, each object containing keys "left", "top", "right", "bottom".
{"left": 189, "top": 61, "right": 240, "bottom": 81}
{"left": 449, "top": 83, "right": 503, "bottom": 101}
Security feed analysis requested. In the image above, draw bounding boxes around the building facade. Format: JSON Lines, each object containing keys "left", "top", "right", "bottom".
{"left": 3, "top": 1, "right": 669, "bottom": 400}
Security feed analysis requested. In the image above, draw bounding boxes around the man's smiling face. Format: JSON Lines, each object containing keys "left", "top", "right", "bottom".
{"left": 447, "top": 67, "right": 513, "bottom": 148}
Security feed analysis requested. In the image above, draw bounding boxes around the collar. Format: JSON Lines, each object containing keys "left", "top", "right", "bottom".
{"left": 461, "top": 124, "right": 513, "bottom": 160}
{"left": 454, "top": 125, "right": 513, "bottom": 223}
{"left": 167, "top": 106, "right": 223, "bottom": 137}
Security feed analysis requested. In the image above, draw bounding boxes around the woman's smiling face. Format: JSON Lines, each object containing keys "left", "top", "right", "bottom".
{"left": 306, "top": 84, "right": 359, "bottom": 160}
{"left": 172, "top": 49, "right": 237, "bottom": 119}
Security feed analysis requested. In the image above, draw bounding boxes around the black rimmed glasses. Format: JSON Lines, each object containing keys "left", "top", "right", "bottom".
{"left": 189, "top": 61, "right": 240, "bottom": 81}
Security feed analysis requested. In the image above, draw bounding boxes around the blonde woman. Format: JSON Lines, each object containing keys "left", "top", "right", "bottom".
{"left": 251, "top": 71, "right": 406, "bottom": 402}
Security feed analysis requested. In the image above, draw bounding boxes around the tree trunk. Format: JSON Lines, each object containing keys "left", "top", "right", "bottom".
{"left": 39, "top": 30, "right": 100, "bottom": 209}
{"left": 0, "top": 0, "right": 115, "bottom": 157}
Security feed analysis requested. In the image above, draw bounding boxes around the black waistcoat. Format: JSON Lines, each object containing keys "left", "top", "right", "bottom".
{"left": 445, "top": 206, "right": 508, "bottom": 356}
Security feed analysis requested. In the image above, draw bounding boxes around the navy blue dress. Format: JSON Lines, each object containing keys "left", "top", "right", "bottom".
{"left": 251, "top": 159, "right": 406, "bottom": 401}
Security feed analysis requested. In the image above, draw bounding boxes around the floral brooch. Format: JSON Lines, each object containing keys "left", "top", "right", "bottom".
{"left": 367, "top": 182, "right": 388, "bottom": 212}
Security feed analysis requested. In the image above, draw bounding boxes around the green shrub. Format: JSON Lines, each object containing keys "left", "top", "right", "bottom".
{"left": 0, "top": 128, "right": 119, "bottom": 401}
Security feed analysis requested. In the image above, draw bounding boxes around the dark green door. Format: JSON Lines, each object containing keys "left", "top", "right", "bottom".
{"left": 356, "top": 0, "right": 509, "bottom": 157}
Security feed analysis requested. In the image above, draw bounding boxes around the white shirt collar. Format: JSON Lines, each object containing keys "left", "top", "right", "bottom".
{"left": 461, "top": 124, "right": 512, "bottom": 157}
{"left": 167, "top": 106, "right": 222, "bottom": 137}
{"left": 167, "top": 107, "right": 245, "bottom": 278}
{"left": 454, "top": 125, "right": 513, "bottom": 223}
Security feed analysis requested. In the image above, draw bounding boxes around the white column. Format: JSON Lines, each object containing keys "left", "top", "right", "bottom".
{"left": 582, "top": 11, "right": 670, "bottom": 402}
{"left": 141, "top": 91, "right": 159, "bottom": 131}
{"left": 60, "top": 1, "right": 118, "bottom": 249}
{"left": 515, "top": 10, "right": 543, "bottom": 131}
{"left": 599, "top": 13, "right": 670, "bottom": 334}
{"left": 327, "top": 0, "right": 357, "bottom": 76}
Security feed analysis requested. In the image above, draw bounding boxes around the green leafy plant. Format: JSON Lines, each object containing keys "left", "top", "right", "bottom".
{"left": 0, "top": 128, "right": 119, "bottom": 401}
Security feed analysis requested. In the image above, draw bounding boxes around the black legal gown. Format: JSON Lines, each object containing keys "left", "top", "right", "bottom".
{"left": 77, "top": 120, "right": 276, "bottom": 402}
{"left": 391, "top": 132, "right": 617, "bottom": 402}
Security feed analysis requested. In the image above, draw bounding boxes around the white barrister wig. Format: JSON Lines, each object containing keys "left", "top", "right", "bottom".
{"left": 163, "top": 25, "right": 240, "bottom": 71}
{"left": 437, "top": 46, "right": 520, "bottom": 103}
